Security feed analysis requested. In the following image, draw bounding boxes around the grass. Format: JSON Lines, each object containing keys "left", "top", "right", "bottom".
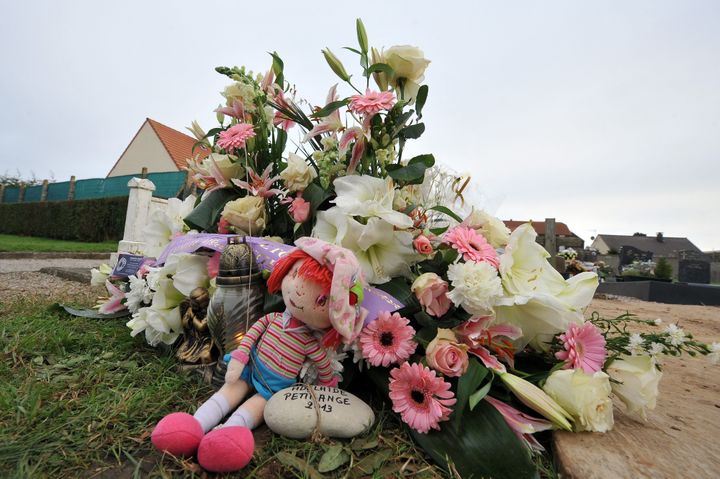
{"left": 0, "top": 296, "right": 451, "bottom": 478}
{"left": 0, "top": 234, "right": 117, "bottom": 253}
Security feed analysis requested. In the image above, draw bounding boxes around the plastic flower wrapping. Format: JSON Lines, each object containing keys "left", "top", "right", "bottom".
{"left": 94, "top": 20, "right": 718, "bottom": 478}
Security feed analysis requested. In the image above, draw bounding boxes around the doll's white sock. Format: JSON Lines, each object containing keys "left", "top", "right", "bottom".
{"left": 223, "top": 407, "right": 256, "bottom": 430}
{"left": 193, "top": 392, "right": 230, "bottom": 433}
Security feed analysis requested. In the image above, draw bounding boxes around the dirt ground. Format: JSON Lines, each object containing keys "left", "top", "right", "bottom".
{"left": 555, "top": 295, "right": 720, "bottom": 479}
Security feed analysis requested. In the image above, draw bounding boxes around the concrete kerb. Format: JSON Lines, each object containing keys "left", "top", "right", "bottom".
{"left": 39, "top": 267, "right": 92, "bottom": 284}
{"left": 0, "top": 252, "right": 112, "bottom": 260}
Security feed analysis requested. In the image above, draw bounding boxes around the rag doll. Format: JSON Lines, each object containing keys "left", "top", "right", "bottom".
{"left": 151, "top": 238, "right": 366, "bottom": 473}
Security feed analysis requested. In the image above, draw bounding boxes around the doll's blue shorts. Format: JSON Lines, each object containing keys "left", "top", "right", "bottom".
{"left": 223, "top": 349, "right": 295, "bottom": 400}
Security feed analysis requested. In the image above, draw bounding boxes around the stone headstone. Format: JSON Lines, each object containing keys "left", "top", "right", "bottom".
{"left": 264, "top": 384, "right": 375, "bottom": 439}
{"left": 619, "top": 246, "right": 653, "bottom": 267}
{"left": 678, "top": 260, "right": 710, "bottom": 284}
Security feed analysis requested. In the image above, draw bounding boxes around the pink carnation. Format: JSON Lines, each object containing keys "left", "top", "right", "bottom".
{"left": 389, "top": 362, "right": 456, "bottom": 434}
{"left": 359, "top": 311, "right": 417, "bottom": 367}
{"left": 555, "top": 322, "right": 607, "bottom": 374}
{"left": 443, "top": 225, "right": 498, "bottom": 268}
{"left": 349, "top": 90, "right": 395, "bottom": 116}
{"left": 216, "top": 123, "right": 255, "bottom": 152}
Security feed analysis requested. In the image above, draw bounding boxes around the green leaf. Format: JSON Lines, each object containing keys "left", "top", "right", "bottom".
{"left": 311, "top": 99, "right": 350, "bottom": 118}
{"left": 350, "top": 436, "right": 379, "bottom": 451}
{"left": 318, "top": 445, "right": 350, "bottom": 473}
{"left": 366, "top": 368, "right": 537, "bottom": 479}
{"left": 429, "top": 226, "right": 449, "bottom": 235}
{"left": 415, "top": 85, "right": 429, "bottom": 119}
{"left": 469, "top": 381, "right": 494, "bottom": 410}
{"left": 59, "top": 304, "right": 130, "bottom": 319}
{"left": 366, "top": 63, "right": 394, "bottom": 76}
{"left": 429, "top": 205, "right": 463, "bottom": 223}
{"left": 276, "top": 452, "right": 323, "bottom": 479}
{"left": 302, "top": 182, "right": 332, "bottom": 216}
{"left": 399, "top": 122, "right": 425, "bottom": 139}
{"left": 454, "top": 358, "right": 488, "bottom": 425}
{"left": 386, "top": 154, "right": 435, "bottom": 185}
{"left": 375, "top": 277, "right": 414, "bottom": 307}
{"left": 354, "top": 449, "right": 393, "bottom": 474}
{"left": 342, "top": 46, "right": 362, "bottom": 55}
{"left": 269, "top": 51, "right": 284, "bottom": 87}
{"left": 183, "top": 188, "right": 240, "bottom": 232}
{"left": 410, "top": 401, "right": 537, "bottom": 479}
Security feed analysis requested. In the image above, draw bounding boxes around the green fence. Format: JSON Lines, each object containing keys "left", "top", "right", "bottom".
{"left": 1, "top": 171, "right": 187, "bottom": 203}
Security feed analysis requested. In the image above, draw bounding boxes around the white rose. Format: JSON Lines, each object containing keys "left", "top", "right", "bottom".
{"left": 543, "top": 369, "right": 614, "bottom": 432}
{"left": 606, "top": 355, "right": 662, "bottom": 421}
{"left": 202, "top": 153, "right": 243, "bottom": 183}
{"left": 221, "top": 196, "right": 266, "bottom": 235}
{"left": 463, "top": 209, "right": 510, "bottom": 248}
{"left": 446, "top": 261, "right": 503, "bottom": 316}
{"left": 384, "top": 45, "right": 431, "bottom": 84}
{"left": 382, "top": 45, "right": 431, "bottom": 101}
{"left": 280, "top": 153, "right": 317, "bottom": 192}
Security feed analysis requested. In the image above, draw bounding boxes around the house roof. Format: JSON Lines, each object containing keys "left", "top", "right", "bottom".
{"left": 595, "top": 234, "right": 702, "bottom": 256}
{"left": 146, "top": 118, "right": 210, "bottom": 169}
{"left": 503, "top": 220, "right": 575, "bottom": 237}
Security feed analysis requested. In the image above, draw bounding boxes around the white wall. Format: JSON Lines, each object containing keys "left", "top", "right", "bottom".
{"left": 107, "top": 121, "right": 177, "bottom": 177}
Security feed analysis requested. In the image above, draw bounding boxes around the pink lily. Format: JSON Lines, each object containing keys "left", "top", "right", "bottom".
{"left": 214, "top": 100, "right": 245, "bottom": 120}
{"left": 455, "top": 316, "right": 522, "bottom": 372}
{"left": 98, "top": 280, "right": 127, "bottom": 314}
{"left": 272, "top": 90, "right": 296, "bottom": 130}
{"left": 485, "top": 396, "right": 552, "bottom": 452}
{"left": 185, "top": 157, "right": 231, "bottom": 200}
{"left": 232, "top": 164, "right": 284, "bottom": 198}
{"left": 261, "top": 69, "right": 275, "bottom": 93}
{"left": 339, "top": 126, "right": 366, "bottom": 174}
{"left": 303, "top": 84, "right": 345, "bottom": 142}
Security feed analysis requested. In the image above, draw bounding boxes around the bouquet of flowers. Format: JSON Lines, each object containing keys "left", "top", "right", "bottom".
{"left": 94, "top": 19, "right": 718, "bottom": 478}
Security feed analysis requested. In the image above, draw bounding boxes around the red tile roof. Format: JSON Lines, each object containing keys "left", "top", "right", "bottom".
{"left": 146, "top": 118, "right": 210, "bottom": 169}
{"left": 504, "top": 220, "right": 574, "bottom": 236}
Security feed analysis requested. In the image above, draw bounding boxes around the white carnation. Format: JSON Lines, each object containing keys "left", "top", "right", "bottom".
{"left": 126, "top": 275, "right": 154, "bottom": 313}
{"left": 447, "top": 261, "right": 502, "bottom": 316}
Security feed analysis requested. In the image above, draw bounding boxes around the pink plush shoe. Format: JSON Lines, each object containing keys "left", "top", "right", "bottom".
{"left": 197, "top": 426, "right": 254, "bottom": 473}
{"left": 151, "top": 412, "right": 204, "bottom": 457}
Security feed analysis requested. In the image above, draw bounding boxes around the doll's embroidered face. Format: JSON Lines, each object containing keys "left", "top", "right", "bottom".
{"left": 281, "top": 261, "right": 332, "bottom": 330}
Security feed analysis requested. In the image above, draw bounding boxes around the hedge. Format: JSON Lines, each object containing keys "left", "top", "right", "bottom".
{"left": 0, "top": 196, "right": 128, "bottom": 242}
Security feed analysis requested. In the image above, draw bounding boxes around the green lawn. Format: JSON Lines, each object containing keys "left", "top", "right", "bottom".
{"left": 0, "top": 298, "right": 451, "bottom": 478}
{"left": 0, "top": 234, "right": 117, "bottom": 252}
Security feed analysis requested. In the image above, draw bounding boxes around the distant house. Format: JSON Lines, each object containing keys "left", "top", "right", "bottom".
{"left": 504, "top": 220, "right": 585, "bottom": 251}
{"left": 590, "top": 233, "right": 702, "bottom": 256}
{"left": 106, "top": 118, "right": 210, "bottom": 177}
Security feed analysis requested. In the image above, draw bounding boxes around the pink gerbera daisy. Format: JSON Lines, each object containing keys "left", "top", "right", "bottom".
{"left": 389, "top": 362, "right": 457, "bottom": 433}
{"left": 349, "top": 89, "right": 395, "bottom": 116}
{"left": 555, "top": 322, "right": 607, "bottom": 374}
{"left": 216, "top": 123, "right": 256, "bottom": 152}
{"left": 443, "top": 225, "right": 499, "bottom": 267}
{"left": 359, "top": 311, "right": 417, "bottom": 367}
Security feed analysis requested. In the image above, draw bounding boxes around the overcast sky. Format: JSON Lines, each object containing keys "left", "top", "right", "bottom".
{"left": 1, "top": 1, "right": 718, "bottom": 250}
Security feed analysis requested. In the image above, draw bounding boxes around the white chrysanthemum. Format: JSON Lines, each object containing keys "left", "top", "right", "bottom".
{"left": 447, "top": 261, "right": 502, "bottom": 316}
{"left": 649, "top": 342, "right": 665, "bottom": 357}
{"left": 664, "top": 324, "right": 686, "bottom": 346}
{"left": 126, "top": 275, "right": 154, "bottom": 314}
{"left": 627, "top": 333, "right": 645, "bottom": 356}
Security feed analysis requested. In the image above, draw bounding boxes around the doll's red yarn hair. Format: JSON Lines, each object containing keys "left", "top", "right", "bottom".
{"left": 267, "top": 249, "right": 333, "bottom": 294}
{"left": 267, "top": 249, "right": 358, "bottom": 305}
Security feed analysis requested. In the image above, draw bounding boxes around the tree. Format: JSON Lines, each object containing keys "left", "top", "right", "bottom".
{"left": 655, "top": 257, "right": 673, "bottom": 280}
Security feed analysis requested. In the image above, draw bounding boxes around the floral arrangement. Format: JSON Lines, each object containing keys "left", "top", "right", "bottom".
{"left": 92, "top": 19, "right": 719, "bottom": 478}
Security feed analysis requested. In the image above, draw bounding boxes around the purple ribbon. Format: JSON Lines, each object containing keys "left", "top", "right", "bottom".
{"left": 155, "top": 234, "right": 404, "bottom": 323}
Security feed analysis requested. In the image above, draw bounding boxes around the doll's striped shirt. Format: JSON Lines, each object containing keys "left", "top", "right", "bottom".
{"left": 229, "top": 311, "right": 337, "bottom": 386}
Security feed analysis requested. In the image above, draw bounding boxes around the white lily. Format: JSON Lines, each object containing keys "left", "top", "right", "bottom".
{"left": 144, "top": 195, "right": 196, "bottom": 258}
{"left": 126, "top": 305, "right": 182, "bottom": 346}
{"left": 90, "top": 263, "right": 113, "bottom": 287}
{"left": 495, "top": 224, "right": 598, "bottom": 351}
{"left": 163, "top": 253, "right": 210, "bottom": 296}
{"left": 332, "top": 175, "right": 413, "bottom": 229}
{"left": 313, "top": 209, "right": 418, "bottom": 284}
{"left": 150, "top": 277, "right": 185, "bottom": 310}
